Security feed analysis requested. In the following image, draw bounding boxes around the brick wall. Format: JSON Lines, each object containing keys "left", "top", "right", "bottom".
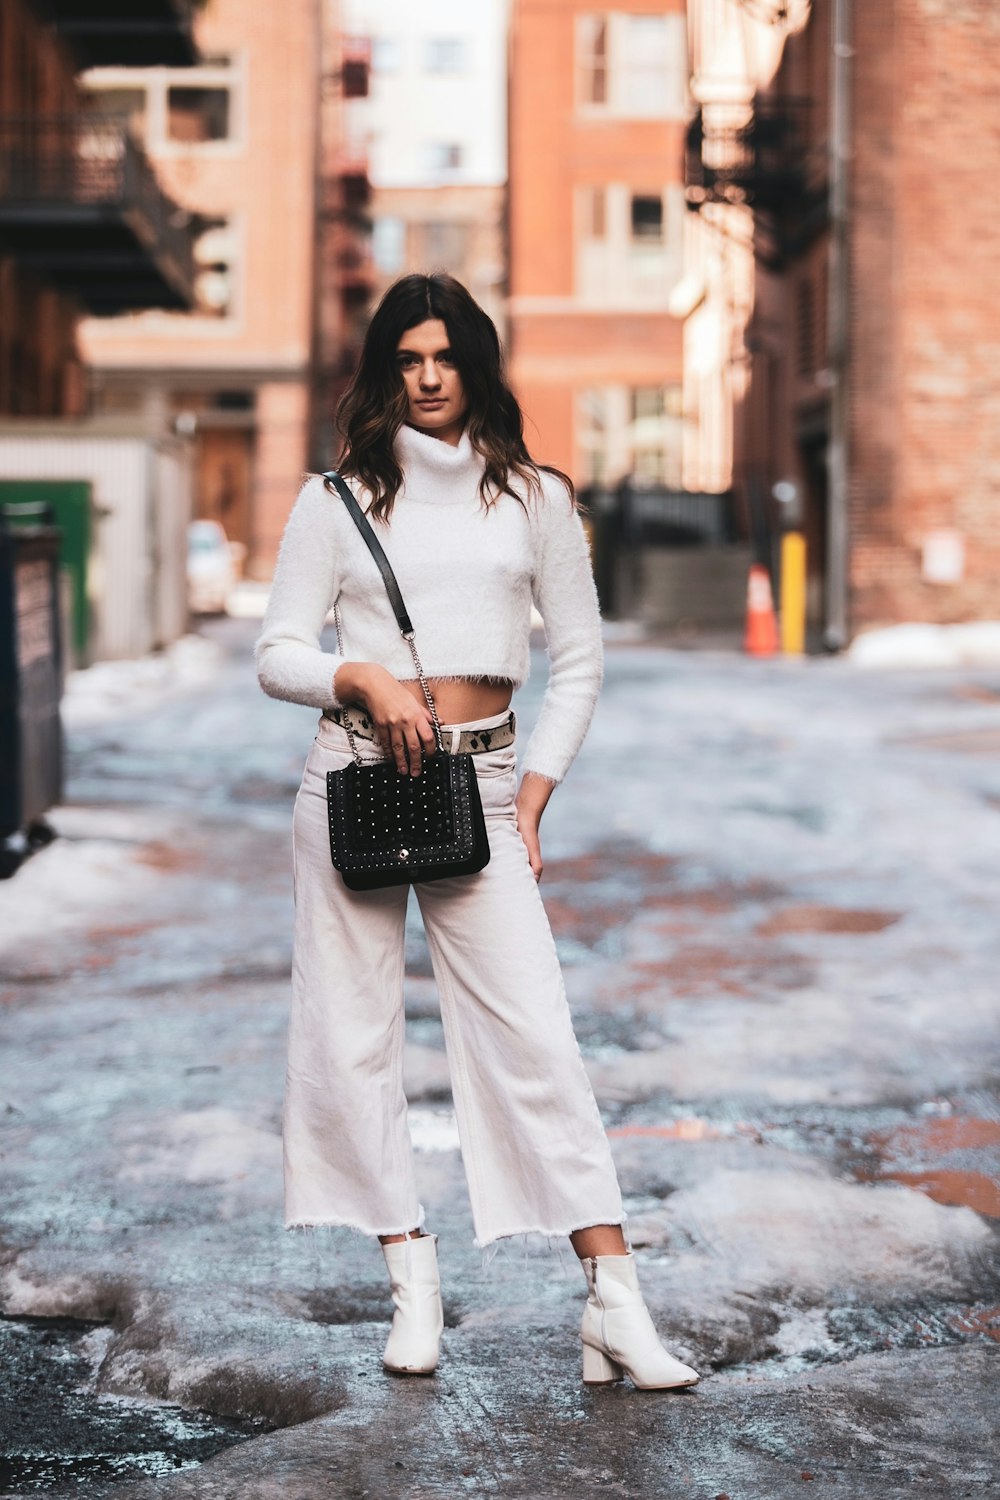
{"left": 849, "top": 0, "right": 1000, "bottom": 627}
{"left": 0, "top": 0, "right": 85, "bottom": 417}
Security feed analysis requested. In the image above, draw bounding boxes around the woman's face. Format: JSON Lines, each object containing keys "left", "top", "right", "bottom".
{"left": 395, "top": 318, "right": 468, "bottom": 446}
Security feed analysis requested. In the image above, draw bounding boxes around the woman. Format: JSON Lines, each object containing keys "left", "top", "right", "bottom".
{"left": 256, "top": 273, "right": 698, "bottom": 1391}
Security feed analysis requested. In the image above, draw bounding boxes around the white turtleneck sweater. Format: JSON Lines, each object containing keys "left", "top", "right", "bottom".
{"left": 255, "top": 423, "right": 603, "bottom": 783}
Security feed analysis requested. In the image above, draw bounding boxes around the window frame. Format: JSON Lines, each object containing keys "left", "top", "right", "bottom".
{"left": 575, "top": 12, "right": 688, "bottom": 120}
{"left": 423, "top": 141, "right": 464, "bottom": 177}
{"left": 81, "top": 54, "right": 246, "bottom": 157}
{"left": 423, "top": 36, "right": 468, "bottom": 75}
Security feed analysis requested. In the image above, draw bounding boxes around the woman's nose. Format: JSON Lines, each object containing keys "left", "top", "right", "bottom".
{"left": 419, "top": 360, "right": 441, "bottom": 389}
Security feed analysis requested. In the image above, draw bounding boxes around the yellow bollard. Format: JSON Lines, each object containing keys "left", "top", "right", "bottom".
{"left": 780, "top": 531, "right": 807, "bottom": 655}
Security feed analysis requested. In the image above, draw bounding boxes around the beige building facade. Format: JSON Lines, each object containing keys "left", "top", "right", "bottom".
{"left": 79, "top": 0, "right": 323, "bottom": 575}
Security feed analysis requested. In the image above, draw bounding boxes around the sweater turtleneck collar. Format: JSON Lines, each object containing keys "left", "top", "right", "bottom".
{"left": 394, "top": 421, "right": 485, "bottom": 503}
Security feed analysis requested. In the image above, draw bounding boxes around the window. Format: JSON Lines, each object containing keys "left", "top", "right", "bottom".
{"left": 212, "top": 390, "right": 254, "bottom": 410}
{"left": 341, "top": 38, "right": 371, "bottom": 98}
{"left": 82, "top": 55, "right": 242, "bottom": 152}
{"left": 372, "top": 37, "right": 401, "bottom": 72}
{"left": 167, "top": 86, "right": 230, "bottom": 143}
{"left": 621, "top": 16, "right": 680, "bottom": 115}
{"left": 632, "top": 387, "right": 664, "bottom": 422}
{"left": 630, "top": 195, "right": 663, "bottom": 242}
{"left": 424, "top": 37, "right": 467, "bottom": 73}
{"left": 83, "top": 85, "right": 147, "bottom": 141}
{"left": 577, "top": 13, "right": 687, "bottom": 118}
{"left": 372, "top": 216, "right": 406, "bottom": 274}
{"left": 577, "top": 17, "right": 608, "bottom": 105}
{"left": 420, "top": 221, "right": 468, "bottom": 269}
{"left": 577, "top": 388, "right": 615, "bottom": 486}
{"left": 582, "top": 186, "right": 607, "bottom": 238}
{"left": 630, "top": 384, "right": 684, "bottom": 486}
{"left": 576, "top": 185, "right": 684, "bottom": 308}
{"left": 191, "top": 217, "right": 237, "bottom": 318}
{"left": 424, "top": 142, "right": 463, "bottom": 175}
{"left": 580, "top": 386, "right": 678, "bottom": 486}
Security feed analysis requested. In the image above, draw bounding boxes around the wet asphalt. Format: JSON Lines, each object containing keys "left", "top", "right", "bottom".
{"left": 1, "top": 616, "right": 998, "bottom": 1498}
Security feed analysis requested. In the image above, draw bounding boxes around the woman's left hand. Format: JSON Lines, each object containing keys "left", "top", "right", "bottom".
{"left": 515, "top": 771, "right": 555, "bottom": 882}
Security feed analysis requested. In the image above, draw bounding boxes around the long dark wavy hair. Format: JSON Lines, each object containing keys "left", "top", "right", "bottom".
{"left": 336, "top": 273, "right": 574, "bottom": 522}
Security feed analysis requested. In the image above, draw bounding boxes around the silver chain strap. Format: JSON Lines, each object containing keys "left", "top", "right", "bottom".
{"left": 334, "top": 603, "right": 445, "bottom": 764}
{"left": 403, "top": 631, "right": 445, "bottom": 753}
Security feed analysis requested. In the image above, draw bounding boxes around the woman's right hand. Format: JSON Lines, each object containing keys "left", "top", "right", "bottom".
{"left": 333, "top": 662, "right": 437, "bottom": 776}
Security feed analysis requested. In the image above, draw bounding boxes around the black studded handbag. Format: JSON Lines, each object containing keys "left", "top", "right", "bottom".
{"left": 321, "top": 471, "right": 491, "bottom": 892}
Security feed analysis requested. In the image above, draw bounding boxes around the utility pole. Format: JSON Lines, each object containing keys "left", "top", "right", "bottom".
{"left": 825, "top": 0, "right": 852, "bottom": 649}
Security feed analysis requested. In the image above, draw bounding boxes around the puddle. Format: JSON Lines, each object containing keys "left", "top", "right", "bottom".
{"left": 757, "top": 905, "right": 901, "bottom": 936}
{"left": 860, "top": 1115, "right": 1000, "bottom": 1219}
{"left": 609, "top": 1118, "right": 722, "bottom": 1141}
{"left": 407, "top": 1106, "right": 461, "bottom": 1152}
{"left": 903, "top": 727, "right": 1000, "bottom": 755}
{"left": 0, "top": 1316, "right": 266, "bottom": 1495}
{"left": 879, "top": 1169, "right": 1000, "bottom": 1218}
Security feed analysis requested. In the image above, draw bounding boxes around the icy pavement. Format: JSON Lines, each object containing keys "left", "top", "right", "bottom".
{"left": 1, "top": 617, "right": 999, "bottom": 1497}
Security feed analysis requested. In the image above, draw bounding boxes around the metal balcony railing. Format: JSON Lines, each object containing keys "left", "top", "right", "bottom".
{"left": 36, "top": 0, "right": 198, "bottom": 67}
{"left": 685, "top": 98, "right": 816, "bottom": 214}
{"left": 0, "top": 115, "right": 195, "bottom": 313}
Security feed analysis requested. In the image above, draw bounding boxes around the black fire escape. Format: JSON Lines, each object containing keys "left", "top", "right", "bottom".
{"left": 33, "top": 0, "right": 198, "bottom": 68}
{"left": 684, "top": 97, "right": 827, "bottom": 267}
{"left": 0, "top": 2, "right": 199, "bottom": 315}
{"left": 0, "top": 116, "right": 194, "bottom": 314}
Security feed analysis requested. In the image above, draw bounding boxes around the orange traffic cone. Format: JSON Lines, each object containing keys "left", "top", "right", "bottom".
{"left": 744, "top": 563, "right": 779, "bottom": 657}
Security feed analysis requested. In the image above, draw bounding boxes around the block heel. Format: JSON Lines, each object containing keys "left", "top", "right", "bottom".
{"left": 583, "top": 1341, "right": 625, "bottom": 1383}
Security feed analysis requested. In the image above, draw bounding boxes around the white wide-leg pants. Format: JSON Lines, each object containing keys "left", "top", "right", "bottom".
{"left": 284, "top": 712, "right": 625, "bottom": 1248}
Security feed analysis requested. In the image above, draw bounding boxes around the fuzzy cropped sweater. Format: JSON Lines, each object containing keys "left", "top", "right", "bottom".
{"left": 255, "top": 422, "right": 603, "bottom": 783}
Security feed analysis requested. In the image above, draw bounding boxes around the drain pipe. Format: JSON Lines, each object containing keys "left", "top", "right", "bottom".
{"left": 825, "top": 0, "right": 852, "bottom": 649}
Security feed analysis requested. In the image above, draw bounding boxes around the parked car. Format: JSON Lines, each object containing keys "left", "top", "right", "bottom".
{"left": 187, "top": 520, "right": 242, "bottom": 614}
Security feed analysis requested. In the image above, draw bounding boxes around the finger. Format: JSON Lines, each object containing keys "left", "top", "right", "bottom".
{"left": 390, "top": 736, "right": 408, "bottom": 775}
{"left": 520, "top": 825, "right": 543, "bottom": 881}
{"left": 405, "top": 732, "right": 424, "bottom": 777}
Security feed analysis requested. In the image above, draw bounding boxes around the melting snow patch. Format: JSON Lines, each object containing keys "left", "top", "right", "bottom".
{"left": 849, "top": 621, "right": 1000, "bottom": 669}
{"left": 407, "top": 1107, "right": 461, "bottom": 1152}
{"left": 62, "top": 634, "right": 223, "bottom": 729}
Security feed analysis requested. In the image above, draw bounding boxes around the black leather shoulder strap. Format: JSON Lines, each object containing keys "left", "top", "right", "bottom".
{"left": 322, "top": 471, "right": 413, "bottom": 637}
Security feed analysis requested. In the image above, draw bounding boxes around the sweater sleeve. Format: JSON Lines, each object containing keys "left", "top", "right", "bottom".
{"left": 254, "top": 475, "right": 346, "bottom": 710}
{"left": 520, "top": 477, "right": 604, "bottom": 784}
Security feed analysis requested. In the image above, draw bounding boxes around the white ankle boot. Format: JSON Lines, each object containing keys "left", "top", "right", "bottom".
{"left": 581, "top": 1253, "right": 699, "bottom": 1389}
{"left": 381, "top": 1233, "right": 444, "bottom": 1375}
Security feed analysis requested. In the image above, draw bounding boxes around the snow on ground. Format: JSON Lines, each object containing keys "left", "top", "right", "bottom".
{"left": 850, "top": 620, "right": 1000, "bottom": 668}
{"left": 62, "top": 634, "right": 225, "bottom": 729}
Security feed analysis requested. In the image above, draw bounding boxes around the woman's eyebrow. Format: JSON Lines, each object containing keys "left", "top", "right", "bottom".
{"left": 396, "top": 346, "right": 453, "bottom": 358}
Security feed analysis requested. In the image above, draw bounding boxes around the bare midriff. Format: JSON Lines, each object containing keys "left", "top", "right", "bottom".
{"left": 400, "top": 676, "right": 514, "bottom": 726}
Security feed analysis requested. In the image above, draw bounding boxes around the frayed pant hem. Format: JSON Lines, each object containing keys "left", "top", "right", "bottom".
{"left": 284, "top": 1209, "right": 426, "bottom": 1239}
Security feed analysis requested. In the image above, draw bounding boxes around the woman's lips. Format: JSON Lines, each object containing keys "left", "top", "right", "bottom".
{"left": 417, "top": 399, "right": 445, "bottom": 408}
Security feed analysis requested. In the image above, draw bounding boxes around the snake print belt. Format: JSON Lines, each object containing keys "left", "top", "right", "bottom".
{"left": 323, "top": 705, "right": 517, "bottom": 755}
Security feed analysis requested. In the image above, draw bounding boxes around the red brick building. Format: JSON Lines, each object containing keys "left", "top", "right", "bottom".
{"left": 508, "top": 0, "right": 691, "bottom": 487}
{"left": 685, "top": 0, "right": 1000, "bottom": 641}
